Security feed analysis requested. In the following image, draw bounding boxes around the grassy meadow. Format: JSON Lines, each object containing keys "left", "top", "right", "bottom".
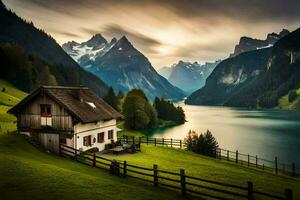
{"left": 0, "top": 79, "right": 299, "bottom": 199}
{"left": 0, "top": 80, "right": 191, "bottom": 200}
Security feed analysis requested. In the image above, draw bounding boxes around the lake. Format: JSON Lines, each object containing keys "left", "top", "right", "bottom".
{"left": 147, "top": 104, "right": 300, "bottom": 167}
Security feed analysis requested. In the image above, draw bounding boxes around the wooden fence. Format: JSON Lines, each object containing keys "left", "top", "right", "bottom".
{"left": 59, "top": 144, "right": 294, "bottom": 200}
{"left": 119, "top": 135, "right": 299, "bottom": 177}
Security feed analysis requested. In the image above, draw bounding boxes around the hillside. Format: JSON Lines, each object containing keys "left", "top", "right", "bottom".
{"left": 186, "top": 27, "right": 300, "bottom": 108}
{"left": 186, "top": 48, "right": 271, "bottom": 105}
{"left": 63, "top": 35, "right": 185, "bottom": 100}
{"left": 0, "top": 2, "right": 108, "bottom": 96}
{"left": 278, "top": 88, "right": 300, "bottom": 109}
{"left": 0, "top": 80, "right": 187, "bottom": 200}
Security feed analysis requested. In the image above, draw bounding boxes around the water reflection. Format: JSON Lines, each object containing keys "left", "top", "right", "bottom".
{"left": 146, "top": 105, "right": 300, "bottom": 166}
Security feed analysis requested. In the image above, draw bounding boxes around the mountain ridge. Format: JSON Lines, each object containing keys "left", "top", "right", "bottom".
{"left": 63, "top": 34, "right": 185, "bottom": 100}
{"left": 230, "top": 29, "right": 290, "bottom": 57}
{"left": 0, "top": 1, "right": 109, "bottom": 96}
{"left": 158, "top": 60, "right": 220, "bottom": 94}
{"left": 186, "top": 27, "right": 300, "bottom": 108}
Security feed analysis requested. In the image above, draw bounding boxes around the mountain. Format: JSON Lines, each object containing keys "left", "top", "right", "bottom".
{"left": 158, "top": 66, "right": 172, "bottom": 79}
{"left": 0, "top": 1, "right": 108, "bottom": 96}
{"left": 186, "top": 48, "right": 272, "bottom": 105}
{"left": 160, "top": 60, "right": 220, "bottom": 94}
{"left": 63, "top": 35, "right": 185, "bottom": 100}
{"left": 230, "top": 29, "right": 290, "bottom": 57}
{"left": 186, "top": 27, "right": 300, "bottom": 108}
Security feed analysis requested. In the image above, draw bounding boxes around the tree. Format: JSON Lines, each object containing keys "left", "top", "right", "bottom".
{"left": 153, "top": 97, "right": 185, "bottom": 124}
{"left": 145, "top": 103, "right": 158, "bottom": 129}
{"left": 288, "top": 90, "right": 298, "bottom": 102}
{"left": 123, "top": 89, "right": 158, "bottom": 130}
{"left": 184, "top": 130, "right": 218, "bottom": 157}
{"left": 104, "top": 87, "right": 119, "bottom": 111}
{"left": 123, "top": 94, "right": 149, "bottom": 129}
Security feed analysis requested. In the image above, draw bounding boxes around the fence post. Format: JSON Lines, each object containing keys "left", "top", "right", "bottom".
{"left": 227, "top": 150, "right": 229, "bottom": 161}
{"left": 255, "top": 156, "right": 258, "bottom": 168}
{"left": 247, "top": 181, "right": 253, "bottom": 200}
{"left": 123, "top": 161, "right": 127, "bottom": 177}
{"left": 58, "top": 144, "right": 61, "bottom": 156}
{"left": 155, "top": 138, "right": 156, "bottom": 146}
{"left": 153, "top": 164, "right": 158, "bottom": 187}
{"left": 248, "top": 154, "right": 250, "bottom": 167}
{"left": 147, "top": 136, "right": 149, "bottom": 145}
{"left": 75, "top": 149, "right": 77, "bottom": 161}
{"left": 285, "top": 189, "right": 293, "bottom": 200}
{"left": 263, "top": 164, "right": 265, "bottom": 171}
{"left": 162, "top": 138, "right": 164, "bottom": 146}
{"left": 180, "top": 169, "right": 186, "bottom": 195}
{"left": 93, "top": 153, "right": 96, "bottom": 167}
{"left": 236, "top": 150, "right": 238, "bottom": 164}
{"left": 275, "top": 157, "right": 278, "bottom": 175}
{"left": 171, "top": 138, "right": 173, "bottom": 148}
{"left": 219, "top": 149, "right": 221, "bottom": 160}
{"left": 180, "top": 140, "right": 182, "bottom": 149}
{"left": 292, "top": 163, "right": 295, "bottom": 177}
{"left": 139, "top": 137, "right": 141, "bottom": 144}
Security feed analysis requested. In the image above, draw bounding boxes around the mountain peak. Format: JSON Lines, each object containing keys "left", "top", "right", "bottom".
{"left": 110, "top": 37, "right": 117, "bottom": 44}
{"left": 279, "top": 29, "right": 290, "bottom": 37}
{"left": 114, "top": 35, "right": 135, "bottom": 50}
{"left": 84, "top": 33, "right": 108, "bottom": 47}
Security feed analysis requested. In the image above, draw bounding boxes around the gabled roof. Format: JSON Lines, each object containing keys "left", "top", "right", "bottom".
{"left": 8, "top": 86, "right": 123, "bottom": 123}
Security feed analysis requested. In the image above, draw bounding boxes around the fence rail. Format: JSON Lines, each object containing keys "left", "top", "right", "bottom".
{"left": 119, "top": 135, "right": 299, "bottom": 177}
{"left": 59, "top": 144, "right": 293, "bottom": 200}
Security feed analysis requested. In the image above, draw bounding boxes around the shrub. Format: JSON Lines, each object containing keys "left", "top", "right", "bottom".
{"left": 184, "top": 130, "right": 219, "bottom": 157}
{"left": 288, "top": 90, "right": 298, "bottom": 102}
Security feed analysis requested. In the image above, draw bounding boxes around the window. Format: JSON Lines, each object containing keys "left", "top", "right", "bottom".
{"left": 97, "top": 132, "right": 104, "bottom": 143}
{"left": 41, "top": 104, "right": 51, "bottom": 117}
{"left": 83, "top": 135, "right": 92, "bottom": 146}
{"left": 41, "top": 104, "right": 52, "bottom": 126}
{"left": 108, "top": 130, "right": 114, "bottom": 140}
{"left": 60, "top": 138, "right": 67, "bottom": 144}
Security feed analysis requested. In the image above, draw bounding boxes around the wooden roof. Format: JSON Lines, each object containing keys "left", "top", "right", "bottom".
{"left": 8, "top": 86, "right": 123, "bottom": 123}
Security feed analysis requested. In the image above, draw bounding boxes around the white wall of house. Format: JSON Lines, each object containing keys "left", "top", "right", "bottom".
{"left": 74, "top": 119, "right": 117, "bottom": 152}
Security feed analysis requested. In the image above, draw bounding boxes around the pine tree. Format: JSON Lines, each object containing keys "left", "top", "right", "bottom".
{"left": 104, "top": 87, "right": 119, "bottom": 111}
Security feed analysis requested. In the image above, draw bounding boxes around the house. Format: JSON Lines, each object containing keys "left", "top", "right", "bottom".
{"left": 8, "top": 86, "right": 123, "bottom": 154}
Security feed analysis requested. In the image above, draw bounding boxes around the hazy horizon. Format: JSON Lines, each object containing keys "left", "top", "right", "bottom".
{"left": 3, "top": 0, "right": 300, "bottom": 68}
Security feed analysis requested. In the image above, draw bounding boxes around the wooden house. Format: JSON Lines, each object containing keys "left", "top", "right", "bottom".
{"left": 8, "top": 86, "right": 123, "bottom": 154}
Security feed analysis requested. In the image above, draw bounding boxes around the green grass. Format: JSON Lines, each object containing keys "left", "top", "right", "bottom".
{"left": 277, "top": 88, "right": 300, "bottom": 109}
{"left": 0, "top": 82, "right": 189, "bottom": 200}
{"left": 0, "top": 132, "right": 192, "bottom": 200}
{"left": 0, "top": 79, "right": 27, "bottom": 106}
{"left": 1, "top": 80, "right": 299, "bottom": 199}
{"left": 103, "top": 145, "right": 300, "bottom": 199}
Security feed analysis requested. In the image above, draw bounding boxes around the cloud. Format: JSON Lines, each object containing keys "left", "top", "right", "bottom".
{"left": 3, "top": 0, "right": 300, "bottom": 67}
{"left": 56, "top": 31, "right": 81, "bottom": 38}
{"left": 102, "top": 24, "right": 162, "bottom": 47}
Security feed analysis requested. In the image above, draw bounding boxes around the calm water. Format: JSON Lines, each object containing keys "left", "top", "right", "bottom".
{"left": 147, "top": 105, "right": 300, "bottom": 166}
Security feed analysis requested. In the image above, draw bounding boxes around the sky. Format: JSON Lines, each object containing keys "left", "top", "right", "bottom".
{"left": 3, "top": 0, "right": 300, "bottom": 68}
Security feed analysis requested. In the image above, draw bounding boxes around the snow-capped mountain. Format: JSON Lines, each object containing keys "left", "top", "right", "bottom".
{"left": 230, "top": 29, "right": 290, "bottom": 57}
{"left": 62, "top": 35, "right": 185, "bottom": 100}
{"left": 62, "top": 34, "right": 117, "bottom": 68}
{"left": 158, "top": 60, "right": 220, "bottom": 94}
